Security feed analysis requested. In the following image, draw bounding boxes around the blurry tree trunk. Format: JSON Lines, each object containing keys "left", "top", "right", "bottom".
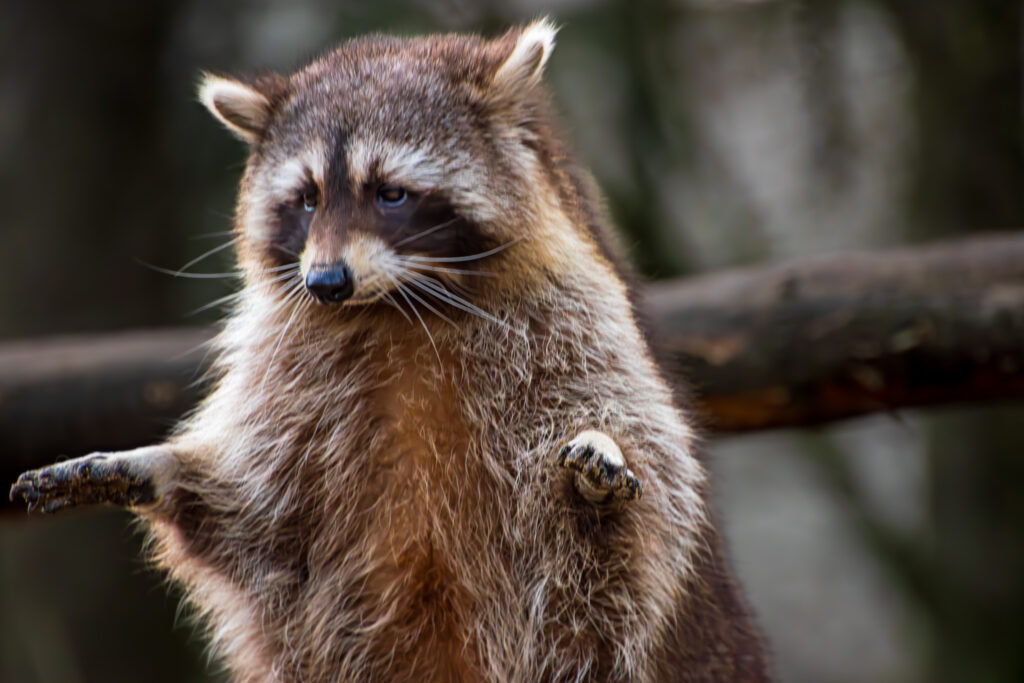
{"left": 854, "top": 6, "right": 1024, "bottom": 680}
{"left": 648, "top": 233, "right": 1024, "bottom": 430}
{"left": 882, "top": 0, "right": 1024, "bottom": 237}
{"left": 0, "top": 0, "right": 182, "bottom": 337}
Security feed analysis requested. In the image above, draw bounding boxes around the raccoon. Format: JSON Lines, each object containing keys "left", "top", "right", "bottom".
{"left": 11, "top": 19, "right": 770, "bottom": 682}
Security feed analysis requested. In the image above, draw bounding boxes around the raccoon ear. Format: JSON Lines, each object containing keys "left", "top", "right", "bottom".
{"left": 490, "top": 18, "right": 558, "bottom": 100}
{"left": 198, "top": 73, "right": 285, "bottom": 145}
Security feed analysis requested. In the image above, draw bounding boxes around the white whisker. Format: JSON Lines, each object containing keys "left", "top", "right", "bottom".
{"left": 389, "top": 216, "right": 458, "bottom": 248}
{"left": 189, "top": 291, "right": 245, "bottom": 316}
{"left": 267, "top": 262, "right": 302, "bottom": 272}
{"left": 379, "top": 286, "right": 413, "bottom": 324}
{"left": 137, "top": 260, "right": 242, "bottom": 280}
{"left": 394, "top": 260, "right": 494, "bottom": 277}
{"left": 267, "top": 269, "right": 302, "bottom": 285}
{"left": 273, "top": 244, "right": 303, "bottom": 260}
{"left": 392, "top": 279, "right": 441, "bottom": 362}
{"left": 404, "top": 272, "right": 505, "bottom": 328}
{"left": 178, "top": 239, "right": 238, "bottom": 273}
{"left": 260, "top": 280, "right": 308, "bottom": 390}
{"left": 394, "top": 274, "right": 458, "bottom": 327}
{"left": 189, "top": 229, "right": 235, "bottom": 240}
{"left": 403, "top": 239, "right": 520, "bottom": 264}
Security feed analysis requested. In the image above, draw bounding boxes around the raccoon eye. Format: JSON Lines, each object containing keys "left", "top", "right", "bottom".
{"left": 376, "top": 185, "right": 407, "bottom": 208}
{"left": 301, "top": 188, "right": 319, "bottom": 213}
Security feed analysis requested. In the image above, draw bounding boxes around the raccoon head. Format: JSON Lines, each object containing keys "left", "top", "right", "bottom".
{"left": 199, "top": 19, "right": 595, "bottom": 314}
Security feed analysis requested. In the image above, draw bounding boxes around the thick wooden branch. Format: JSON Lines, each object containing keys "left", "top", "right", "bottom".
{"left": 3, "top": 234, "right": 1024, "bottom": 501}
{"left": 0, "top": 329, "right": 211, "bottom": 497}
{"left": 645, "top": 233, "right": 1024, "bottom": 430}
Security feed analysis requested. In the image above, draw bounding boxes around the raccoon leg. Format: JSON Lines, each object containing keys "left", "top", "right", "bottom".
{"left": 557, "top": 430, "right": 642, "bottom": 503}
{"left": 9, "top": 445, "right": 179, "bottom": 514}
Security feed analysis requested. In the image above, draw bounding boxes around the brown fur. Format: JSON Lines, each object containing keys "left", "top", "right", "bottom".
{"left": 86, "top": 21, "right": 772, "bottom": 682}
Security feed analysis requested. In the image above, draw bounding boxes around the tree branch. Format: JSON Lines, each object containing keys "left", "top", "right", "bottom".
{"left": 3, "top": 234, "right": 1024, "bottom": 502}
{"left": 646, "top": 232, "right": 1024, "bottom": 430}
{"left": 0, "top": 328, "right": 210, "bottom": 497}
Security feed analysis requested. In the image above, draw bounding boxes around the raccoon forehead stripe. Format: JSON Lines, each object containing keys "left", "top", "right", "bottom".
{"left": 345, "top": 137, "right": 499, "bottom": 222}
{"left": 346, "top": 138, "right": 444, "bottom": 189}
{"left": 266, "top": 149, "right": 326, "bottom": 198}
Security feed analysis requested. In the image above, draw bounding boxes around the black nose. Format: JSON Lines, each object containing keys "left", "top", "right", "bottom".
{"left": 305, "top": 263, "right": 354, "bottom": 304}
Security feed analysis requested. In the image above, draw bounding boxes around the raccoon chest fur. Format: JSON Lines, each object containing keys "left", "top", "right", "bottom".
{"left": 226, "top": 334, "right": 500, "bottom": 679}
{"left": 351, "top": 349, "right": 483, "bottom": 595}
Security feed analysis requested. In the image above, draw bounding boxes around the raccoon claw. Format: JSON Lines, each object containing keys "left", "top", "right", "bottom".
{"left": 557, "top": 430, "right": 642, "bottom": 503}
{"left": 9, "top": 454, "right": 155, "bottom": 514}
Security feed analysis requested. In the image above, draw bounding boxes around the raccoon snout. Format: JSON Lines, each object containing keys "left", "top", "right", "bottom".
{"left": 305, "top": 262, "right": 355, "bottom": 304}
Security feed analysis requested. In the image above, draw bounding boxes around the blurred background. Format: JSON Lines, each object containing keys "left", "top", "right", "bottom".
{"left": 1, "top": 0, "right": 1022, "bottom": 681}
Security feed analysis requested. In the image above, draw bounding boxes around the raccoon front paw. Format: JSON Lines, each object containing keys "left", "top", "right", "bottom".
{"left": 557, "top": 430, "right": 642, "bottom": 503}
{"left": 10, "top": 453, "right": 156, "bottom": 514}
